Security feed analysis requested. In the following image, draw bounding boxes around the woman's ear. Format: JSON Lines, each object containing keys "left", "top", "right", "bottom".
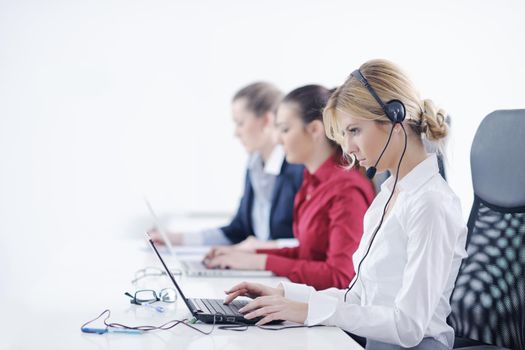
{"left": 306, "top": 120, "right": 325, "bottom": 141}
{"left": 261, "top": 111, "right": 275, "bottom": 128}
{"left": 393, "top": 122, "right": 403, "bottom": 133}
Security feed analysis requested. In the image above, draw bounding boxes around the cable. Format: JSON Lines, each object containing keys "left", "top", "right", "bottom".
{"left": 81, "top": 309, "right": 327, "bottom": 334}
{"left": 81, "top": 309, "right": 218, "bottom": 335}
{"left": 344, "top": 123, "right": 408, "bottom": 302}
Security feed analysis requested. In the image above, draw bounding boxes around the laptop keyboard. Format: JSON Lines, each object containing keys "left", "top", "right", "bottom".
{"left": 192, "top": 298, "right": 248, "bottom": 316}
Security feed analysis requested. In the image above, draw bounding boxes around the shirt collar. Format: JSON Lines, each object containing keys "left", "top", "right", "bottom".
{"left": 247, "top": 145, "right": 285, "bottom": 176}
{"left": 305, "top": 152, "right": 341, "bottom": 184}
{"left": 380, "top": 153, "right": 440, "bottom": 193}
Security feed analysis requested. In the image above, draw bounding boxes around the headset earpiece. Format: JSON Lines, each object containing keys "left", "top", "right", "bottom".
{"left": 351, "top": 69, "right": 406, "bottom": 124}
{"left": 384, "top": 99, "right": 406, "bottom": 124}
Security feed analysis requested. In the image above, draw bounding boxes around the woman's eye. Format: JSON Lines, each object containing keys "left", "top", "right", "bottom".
{"left": 348, "top": 128, "right": 359, "bottom": 136}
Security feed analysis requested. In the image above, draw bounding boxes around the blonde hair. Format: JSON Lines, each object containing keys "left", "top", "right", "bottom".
{"left": 323, "top": 59, "right": 448, "bottom": 161}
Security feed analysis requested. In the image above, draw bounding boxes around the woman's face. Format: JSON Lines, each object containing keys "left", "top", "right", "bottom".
{"left": 337, "top": 110, "right": 397, "bottom": 173}
{"left": 275, "top": 102, "right": 314, "bottom": 164}
{"left": 231, "top": 98, "right": 269, "bottom": 154}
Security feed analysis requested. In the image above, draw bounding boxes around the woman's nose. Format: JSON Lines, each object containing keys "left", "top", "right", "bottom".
{"left": 343, "top": 138, "right": 357, "bottom": 155}
{"left": 276, "top": 131, "right": 284, "bottom": 145}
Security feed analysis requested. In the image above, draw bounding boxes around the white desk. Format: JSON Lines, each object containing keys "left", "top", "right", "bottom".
{"left": 3, "top": 237, "right": 362, "bottom": 349}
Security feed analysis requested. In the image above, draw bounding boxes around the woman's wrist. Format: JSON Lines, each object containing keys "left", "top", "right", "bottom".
{"left": 256, "top": 254, "right": 268, "bottom": 270}
{"left": 276, "top": 282, "right": 285, "bottom": 297}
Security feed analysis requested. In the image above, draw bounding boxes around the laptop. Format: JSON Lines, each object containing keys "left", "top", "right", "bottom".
{"left": 181, "top": 259, "right": 274, "bottom": 278}
{"left": 144, "top": 199, "right": 274, "bottom": 278}
{"left": 147, "top": 235, "right": 261, "bottom": 324}
{"left": 144, "top": 197, "right": 175, "bottom": 256}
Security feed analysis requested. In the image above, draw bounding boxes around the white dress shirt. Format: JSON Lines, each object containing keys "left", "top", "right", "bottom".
{"left": 282, "top": 154, "right": 468, "bottom": 349}
{"left": 247, "top": 144, "right": 284, "bottom": 241}
{"left": 183, "top": 145, "right": 285, "bottom": 245}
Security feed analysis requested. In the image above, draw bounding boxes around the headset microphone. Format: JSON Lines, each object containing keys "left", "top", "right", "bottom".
{"left": 365, "top": 167, "right": 377, "bottom": 180}
{"left": 351, "top": 69, "right": 406, "bottom": 180}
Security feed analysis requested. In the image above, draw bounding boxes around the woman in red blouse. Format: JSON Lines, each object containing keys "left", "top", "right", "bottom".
{"left": 205, "top": 85, "right": 375, "bottom": 290}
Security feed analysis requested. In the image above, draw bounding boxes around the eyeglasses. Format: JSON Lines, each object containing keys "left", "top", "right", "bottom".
{"left": 131, "top": 267, "right": 182, "bottom": 285}
{"left": 125, "top": 289, "right": 177, "bottom": 306}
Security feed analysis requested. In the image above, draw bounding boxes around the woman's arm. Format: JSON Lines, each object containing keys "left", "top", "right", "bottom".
{"left": 260, "top": 189, "right": 368, "bottom": 290}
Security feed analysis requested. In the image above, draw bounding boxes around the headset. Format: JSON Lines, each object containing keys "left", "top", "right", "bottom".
{"left": 351, "top": 69, "right": 406, "bottom": 179}
{"left": 344, "top": 69, "right": 408, "bottom": 302}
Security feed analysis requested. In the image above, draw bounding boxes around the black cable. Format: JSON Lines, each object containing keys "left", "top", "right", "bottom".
{"left": 344, "top": 123, "right": 408, "bottom": 302}
{"left": 217, "top": 320, "right": 249, "bottom": 331}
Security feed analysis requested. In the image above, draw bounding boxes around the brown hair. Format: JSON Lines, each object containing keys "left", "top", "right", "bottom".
{"left": 233, "top": 82, "right": 283, "bottom": 117}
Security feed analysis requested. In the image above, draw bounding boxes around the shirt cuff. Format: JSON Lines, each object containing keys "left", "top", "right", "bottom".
{"left": 182, "top": 230, "right": 204, "bottom": 245}
{"left": 276, "top": 238, "right": 299, "bottom": 248}
{"left": 182, "top": 228, "right": 230, "bottom": 246}
{"left": 281, "top": 282, "right": 315, "bottom": 303}
{"left": 305, "top": 291, "right": 338, "bottom": 326}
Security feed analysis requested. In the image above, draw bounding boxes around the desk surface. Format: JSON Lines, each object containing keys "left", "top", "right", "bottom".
{"left": 3, "top": 237, "right": 362, "bottom": 350}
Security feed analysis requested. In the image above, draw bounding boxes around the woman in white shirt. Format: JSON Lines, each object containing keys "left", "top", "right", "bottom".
{"left": 223, "top": 59, "right": 468, "bottom": 350}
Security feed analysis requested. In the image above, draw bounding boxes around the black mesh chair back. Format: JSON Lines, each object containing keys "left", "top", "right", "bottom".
{"left": 448, "top": 110, "right": 525, "bottom": 350}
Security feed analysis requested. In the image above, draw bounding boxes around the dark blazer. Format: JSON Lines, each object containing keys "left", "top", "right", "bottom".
{"left": 221, "top": 160, "right": 304, "bottom": 244}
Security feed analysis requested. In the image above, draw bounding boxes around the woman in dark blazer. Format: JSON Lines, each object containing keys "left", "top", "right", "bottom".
{"left": 221, "top": 158, "right": 303, "bottom": 244}
{"left": 152, "top": 82, "right": 303, "bottom": 249}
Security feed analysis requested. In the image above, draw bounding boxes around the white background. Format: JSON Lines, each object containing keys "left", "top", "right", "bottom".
{"left": 1, "top": 0, "right": 524, "bottom": 318}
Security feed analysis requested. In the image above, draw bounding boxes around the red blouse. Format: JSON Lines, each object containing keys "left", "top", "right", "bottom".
{"left": 257, "top": 153, "right": 374, "bottom": 290}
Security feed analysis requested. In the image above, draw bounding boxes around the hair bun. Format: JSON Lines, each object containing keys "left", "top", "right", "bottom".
{"left": 421, "top": 99, "right": 448, "bottom": 141}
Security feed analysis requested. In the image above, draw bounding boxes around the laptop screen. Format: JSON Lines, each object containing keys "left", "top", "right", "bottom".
{"left": 147, "top": 237, "right": 195, "bottom": 313}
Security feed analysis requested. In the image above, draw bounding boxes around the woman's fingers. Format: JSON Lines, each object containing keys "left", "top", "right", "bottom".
{"left": 225, "top": 281, "right": 250, "bottom": 294}
{"left": 203, "top": 256, "right": 218, "bottom": 268}
{"left": 205, "top": 254, "right": 231, "bottom": 269}
{"left": 225, "top": 282, "right": 262, "bottom": 296}
{"left": 223, "top": 288, "right": 248, "bottom": 304}
{"left": 238, "top": 298, "right": 261, "bottom": 313}
{"left": 205, "top": 246, "right": 229, "bottom": 260}
{"left": 255, "top": 311, "right": 281, "bottom": 326}
{"left": 204, "top": 247, "right": 219, "bottom": 260}
{"left": 243, "top": 305, "right": 280, "bottom": 319}
{"left": 207, "top": 247, "right": 230, "bottom": 259}
{"left": 237, "top": 297, "right": 307, "bottom": 326}
{"left": 148, "top": 230, "right": 165, "bottom": 245}
{"left": 239, "top": 295, "right": 276, "bottom": 313}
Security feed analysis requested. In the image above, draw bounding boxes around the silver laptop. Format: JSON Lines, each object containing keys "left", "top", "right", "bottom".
{"left": 145, "top": 199, "right": 274, "bottom": 278}
{"left": 144, "top": 197, "right": 175, "bottom": 255}
{"left": 180, "top": 259, "right": 274, "bottom": 278}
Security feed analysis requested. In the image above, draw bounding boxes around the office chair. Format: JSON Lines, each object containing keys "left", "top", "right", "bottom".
{"left": 448, "top": 110, "right": 525, "bottom": 350}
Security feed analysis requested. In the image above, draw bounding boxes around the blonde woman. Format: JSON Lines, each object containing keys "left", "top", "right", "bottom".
{"left": 223, "top": 60, "right": 467, "bottom": 350}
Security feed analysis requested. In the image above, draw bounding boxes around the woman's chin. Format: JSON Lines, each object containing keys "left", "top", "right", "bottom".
{"left": 285, "top": 155, "right": 301, "bottom": 164}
